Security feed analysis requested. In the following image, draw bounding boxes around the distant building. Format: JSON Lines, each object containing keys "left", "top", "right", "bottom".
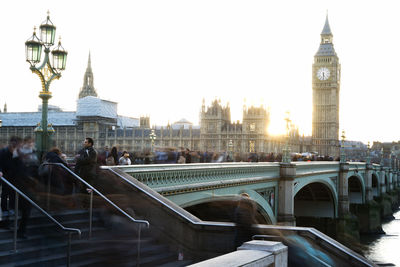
{"left": 1, "top": 54, "right": 310, "bottom": 156}
{"left": 199, "top": 99, "right": 301, "bottom": 154}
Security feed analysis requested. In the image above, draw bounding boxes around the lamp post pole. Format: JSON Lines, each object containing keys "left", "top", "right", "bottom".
{"left": 25, "top": 12, "right": 67, "bottom": 159}
{"left": 228, "top": 139, "right": 233, "bottom": 162}
{"left": 340, "top": 130, "right": 346, "bottom": 163}
{"left": 282, "top": 111, "right": 291, "bottom": 164}
{"left": 366, "top": 141, "right": 371, "bottom": 165}
{"left": 149, "top": 129, "right": 156, "bottom": 153}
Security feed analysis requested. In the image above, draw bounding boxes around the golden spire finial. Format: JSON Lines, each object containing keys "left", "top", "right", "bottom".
{"left": 341, "top": 130, "right": 346, "bottom": 144}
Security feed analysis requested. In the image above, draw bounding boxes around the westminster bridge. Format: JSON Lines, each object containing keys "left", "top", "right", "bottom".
{"left": 114, "top": 161, "right": 399, "bottom": 234}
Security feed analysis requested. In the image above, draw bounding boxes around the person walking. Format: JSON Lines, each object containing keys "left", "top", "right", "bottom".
{"left": 108, "top": 146, "right": 118, "bottom": 166}
{"left": 233, "top": 193, "right": 258, "bottom": 248}
{"left": 74, "top": 138, "right": 97, "bottom": 186}
{"left": 118, "top": 151, "right": 131, "bottom": 165}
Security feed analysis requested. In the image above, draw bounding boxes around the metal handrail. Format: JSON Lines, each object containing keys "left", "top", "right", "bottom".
{"left": 44, "top": 163, "right": 149, "bottom": 267}
{"left": 0, "top": 176, "right": 81, "bottom": 267}
{"left": 106, "top": 167, "right": 206, "bottom": 225}
{"left": 45, "top": 163, "right": 150, "bottom": 228}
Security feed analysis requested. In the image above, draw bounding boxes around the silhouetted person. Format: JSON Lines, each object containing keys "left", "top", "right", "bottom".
{"left": 0, "top": 136, "right": 22, "bottom": 228}
{"left": 233, "top": 193, "right": 258, "bottom": 247}
{"left": 75, "top": 137, "right": 97, "bottom": 185}
{"left": 43, "top": 147, "right": 71, "bottom": 195}
{"left": 110, "top": 146, "right": 119, "bottom": 166}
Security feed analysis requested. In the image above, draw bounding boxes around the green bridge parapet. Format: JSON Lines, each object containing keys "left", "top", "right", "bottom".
{"left": 116, "top": 162, "right": 281, "bottom": 195}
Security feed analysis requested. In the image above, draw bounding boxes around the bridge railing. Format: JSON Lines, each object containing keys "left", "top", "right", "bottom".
{"left": 116, "top": 162, "right": 281, "bottom": 189}
{"left": 295, "top": 162, "right": 340, "bottom": 177}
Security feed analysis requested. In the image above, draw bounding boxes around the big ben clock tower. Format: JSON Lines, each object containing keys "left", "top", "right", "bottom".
{"left": 312, "top": 15, "right": 340, "bottom": 157}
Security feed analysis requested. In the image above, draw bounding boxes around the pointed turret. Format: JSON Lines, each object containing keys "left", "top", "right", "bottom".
{"left": 3, "top": 103, "right": 7, "bottom": 113}
{"left": 78, "top": 52, "right": 98, "bottom": 99}
{"left": 315, "top": 15, "right": 336, "bottom": 56}
{"left": 87, "top": 52, "right": 92, "bottom": 70}
{"left": 321, "top": 14, "right": 332, "bottom": 36}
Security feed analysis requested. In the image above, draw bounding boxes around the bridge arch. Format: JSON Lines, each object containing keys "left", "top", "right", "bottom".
{"left": 294, "top": 180, "right": 338, "bottom": 219}
{"left": 348, "top": 174, "right": 365, "bottom": 204}
{"left": 180, "top": 190, "right": 276, "bottom": 225}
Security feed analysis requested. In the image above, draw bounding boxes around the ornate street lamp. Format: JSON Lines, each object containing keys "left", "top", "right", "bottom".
{"left": 366, "top": 141, "right": 371, "bottom": 165}
{"left": 340, "top": 130, "right": 346, "bottom": 163}
{"left": 149, "top": 129, "right": 156, "bottom": 152}
{"left": 25, "top": 11, "right": 67, "bottom": 159}
{"left": 389, "top": 150, "right": 395, "bottom": 169}
{"left": 282, "top": 111, "right": 291, "bottom": 164}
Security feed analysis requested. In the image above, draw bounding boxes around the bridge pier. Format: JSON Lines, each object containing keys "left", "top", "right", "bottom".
{"left": 349, "top": 164, "right": 383, "bottom": 234}
{"left": 338, "top": 163, "right": 350, "bottom": 216}
{"left": 334, "top": 163, "right": 360, "bottom": 246}
{"left": 277, "top": 163, "right": 296, "bottom": 226}
{"left": 380, "top": 167, "right": 386, "bottom": 195}
{"left": 365, "top": 164, "right": 374, "bottom": 202}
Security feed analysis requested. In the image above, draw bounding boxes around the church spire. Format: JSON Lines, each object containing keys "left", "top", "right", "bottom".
{"left": 78, "top": 52, "right": 98, "bottom": 99}
{"left": 87, "top": 51, "right": 92, "bottom": 70}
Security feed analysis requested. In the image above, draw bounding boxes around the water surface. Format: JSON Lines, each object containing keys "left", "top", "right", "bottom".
{"left": 361, "top": 210, "right": 400, "bottom": 266}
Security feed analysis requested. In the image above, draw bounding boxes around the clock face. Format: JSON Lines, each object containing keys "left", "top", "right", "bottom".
{"left": 317, "top": 67, "right": 330, "bottom": 80}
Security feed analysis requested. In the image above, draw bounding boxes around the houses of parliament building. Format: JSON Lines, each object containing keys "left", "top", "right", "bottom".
{"left": 0, "top": 16, "right": 339, "bottom": 157}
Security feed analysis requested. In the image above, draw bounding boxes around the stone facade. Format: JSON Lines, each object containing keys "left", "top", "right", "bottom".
{"left": 199, "top": 99, "right": 300, "bottom": 154}
{"left": 0, "top": 99, "right": 304, "bottom": 156}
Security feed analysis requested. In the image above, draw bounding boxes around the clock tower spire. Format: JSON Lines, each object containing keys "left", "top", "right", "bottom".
{"left": 312, "top": 15, "right": 341, "bottom": 157}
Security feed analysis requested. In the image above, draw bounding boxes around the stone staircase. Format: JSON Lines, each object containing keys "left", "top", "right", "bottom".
{"left": 0, "top": 208, "right": 191, "bottom": 266}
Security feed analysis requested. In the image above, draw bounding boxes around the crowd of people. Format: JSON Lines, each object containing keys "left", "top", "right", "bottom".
{"left": 95, "top": 146, "right": 339, "bottom": 166}
{"left": 0, "top": 136, "right": 100, "bottom": 238}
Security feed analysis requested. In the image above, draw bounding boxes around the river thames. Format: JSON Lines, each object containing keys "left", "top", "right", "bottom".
{"left": 361, "top": 210, "right": 400, "bottom": 266}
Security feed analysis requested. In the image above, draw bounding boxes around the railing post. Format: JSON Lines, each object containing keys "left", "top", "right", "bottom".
{"left": 137, "top": 224, "right": 142, "bottom": 267}
{"left": 67, "top": 232, "right": 72, "bottom": 267}
{"left": 89, "top": 190, "right": 93, "bottom": 240}
{"left": 13, "top": 192, "right": 19, "bottom": 253}
{"left": 46, "top": 166, "right": 52, "bottom": 210}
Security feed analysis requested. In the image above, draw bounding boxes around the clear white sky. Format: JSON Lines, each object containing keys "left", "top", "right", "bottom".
{"left": 1, "top": 0, "right": 399, "bottom": 143}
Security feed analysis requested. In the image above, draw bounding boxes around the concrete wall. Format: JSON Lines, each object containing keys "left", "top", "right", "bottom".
{"left": 189, "top": 240, "right": 288, "bottom": 267}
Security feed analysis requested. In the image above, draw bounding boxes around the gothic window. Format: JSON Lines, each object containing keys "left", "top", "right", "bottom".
{"left": 250, "top": 123, "right": 256, "bottom": 132}
{"left": 249, "top": 141, "right": 255, "bottom": 153}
